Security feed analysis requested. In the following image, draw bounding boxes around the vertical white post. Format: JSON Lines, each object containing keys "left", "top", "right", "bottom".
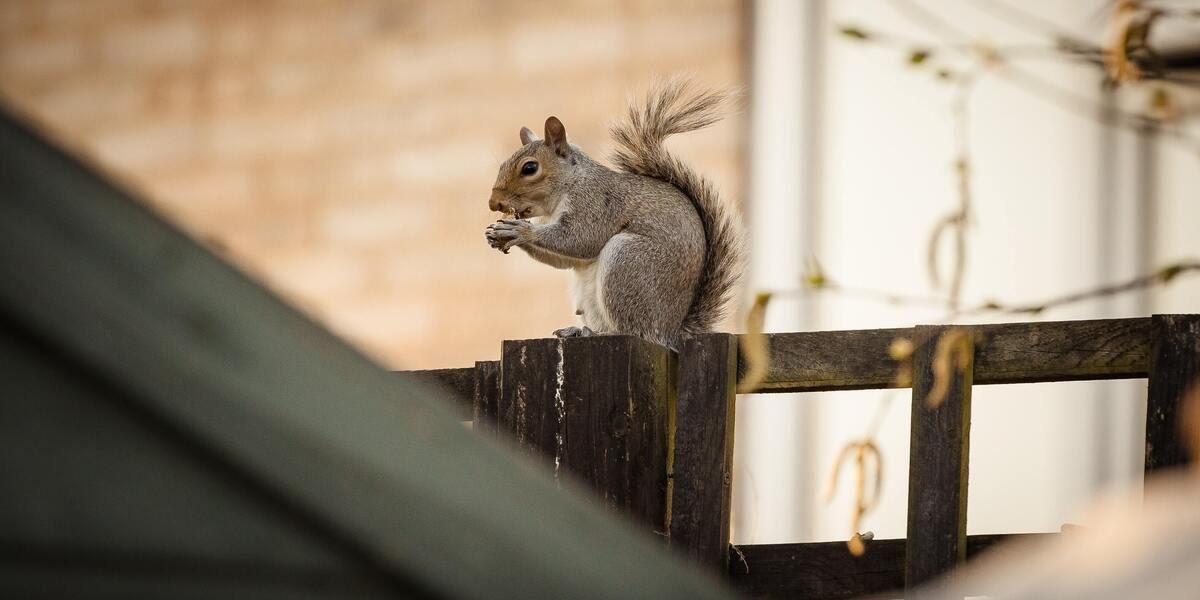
{"left": 733, "top": 0, "right": 822, "bottom": 544}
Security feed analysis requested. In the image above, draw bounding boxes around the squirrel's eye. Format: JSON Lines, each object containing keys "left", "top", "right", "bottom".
{"left": 520, "top": 161, "right": 539, "bottom": 176}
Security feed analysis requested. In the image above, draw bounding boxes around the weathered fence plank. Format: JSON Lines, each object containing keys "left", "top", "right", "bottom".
{"left": 748, "top": 318, "right": 1151, "bottom": 393}
{"left": 402, "top": 368, "right": 474, "bottom": 420}
{"left": 472, "top": 360, "right": 501, "bottom": 435}
{"left": 1145, "top": 314, "right": 1200, "bottom": 472}
{"left": 730, "top": 538, "right": 904, "bottom": 600}
{"left": 408, "top": 367, "right": 475, "bottom": 398}
{"left": 499, "top": 338, "right": 560, "bottom": 458}
{"left": 747, "top": 327, "right": 907, "bottom": 392}
{"left": 906, "top": 325, "right": 974, "bottom": 589}
{"left": 670, "top": 333, "right": 738, "bottom": 569}
{"left": 974, "top": 317, "right": 1152, "bottom": 385}
{"left": 500, "top": 336, "right": 674, "bottom": 532}
{"left": 729, "top": 534, "right": 1053, "bottom": 599}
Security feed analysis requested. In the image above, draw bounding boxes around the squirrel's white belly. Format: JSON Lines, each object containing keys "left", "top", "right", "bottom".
{"left": 571, "top": 261, "right": 611, "bottom": 332}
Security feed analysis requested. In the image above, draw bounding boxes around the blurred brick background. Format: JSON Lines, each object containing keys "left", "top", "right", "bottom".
{"left": 0, "top": 0, "right": 746, "bottom": 368}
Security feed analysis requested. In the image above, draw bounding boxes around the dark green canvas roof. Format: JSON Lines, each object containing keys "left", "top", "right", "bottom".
{"left": 0, "top": 106, "right": 735, "bottom": 600}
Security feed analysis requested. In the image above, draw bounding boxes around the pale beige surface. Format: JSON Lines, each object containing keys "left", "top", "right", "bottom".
{"left": 0, "top": 0, "right": 746, "bottom": 369}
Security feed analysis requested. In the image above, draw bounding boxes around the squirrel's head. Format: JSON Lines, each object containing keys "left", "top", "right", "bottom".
{"left": 489, "top": 116, "right": 574, "bottom": 219}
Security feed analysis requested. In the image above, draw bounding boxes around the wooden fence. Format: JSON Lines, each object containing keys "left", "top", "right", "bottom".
{"left": 409, "top": 314, "right": 1199, "bottom": 599}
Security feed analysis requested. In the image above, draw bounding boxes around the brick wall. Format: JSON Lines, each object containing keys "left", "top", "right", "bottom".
{"left": 0, "top": 0, "right": 746, "bottom": 369}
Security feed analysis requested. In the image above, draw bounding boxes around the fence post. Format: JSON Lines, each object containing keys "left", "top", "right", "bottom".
{"left": 669, "top": 333, "right": 738, "bottom": 569}
{"left": 472, "top": 360, "right": 501, "bottom": 435}
{"left": 906, "top": 325, "right": 974, "bottom": 590}
{"left": 1145, "top": 314, "right": 1200, "bottom": 473}
{"left": 499, "top": 335, "right": 675, "bottom": 533}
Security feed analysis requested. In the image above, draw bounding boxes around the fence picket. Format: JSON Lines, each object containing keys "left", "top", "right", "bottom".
{"left": 670, "top": 333, "right": 738, "bottom": 568}
{"left": 1145, "top": 314, "right": 1200, "bottom": 472}
{"left": 906, "top": 325, "right": 974, "bottom": 590}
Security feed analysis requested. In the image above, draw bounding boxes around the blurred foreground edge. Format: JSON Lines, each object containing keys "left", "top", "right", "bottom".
{"left": 0, "top": 104, "right": 737, "bottom": 599}
{"left": 911, "top": 470, "right": 1200, "bottom": 600}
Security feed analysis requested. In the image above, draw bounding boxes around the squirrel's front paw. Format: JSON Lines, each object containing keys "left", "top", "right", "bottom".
{"left": 484, "top": 226, "right": 508, "bottom": 253}
{"left": 485, "top": 219, "right": 532, "bottom": 253}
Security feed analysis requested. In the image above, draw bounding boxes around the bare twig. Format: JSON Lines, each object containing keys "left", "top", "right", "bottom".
{"left": 737, "top": 293, "right": 772, "bottom": 393}
{"left": 927, "top": 213, "right": 958, "bottom": 294}
{"left": 731, "top": 544, "right": 751, "bottom": 574}
{"left": 842, "top": 6, "right": 1200, "bottom": 150}
{"left": 968, "top": 0, "right": 1098, "bottom": 52}
{"left": 926, "top": 328, "right": 975, "bottom": 407}
{"left": 765, "top": 260, "right": 1200, "bottom": 317}
{"left": 937, "top": 73, "right": 978, "bottom": 315}
{"left": 866, "top": 389, "right": 901, "bottom": 439}
{"left": 959, "top": 260, "right": 1200, "bottom": 316}
{"left": 888, "top": 0, "right": 973, "bottom": 42}
{"left": 823, "top": 438, "right": 884, "bottom": 556}
{"left": 767, "top": 281, "right": 948, "bottom": 309}
{"left": 821, "top": 388, "right": 898, "bottom": 557}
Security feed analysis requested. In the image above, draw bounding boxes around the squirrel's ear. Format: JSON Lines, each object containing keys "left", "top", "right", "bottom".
{"left": 544, "top": 116, "right": 569, "bottom": 158}
{"left": 519, "top": 126, "right": 538, "bottom": 145}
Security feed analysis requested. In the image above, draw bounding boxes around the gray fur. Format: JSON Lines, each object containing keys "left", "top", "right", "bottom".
{"left": 485, "top": 81, "right": 744, "bottom": 349}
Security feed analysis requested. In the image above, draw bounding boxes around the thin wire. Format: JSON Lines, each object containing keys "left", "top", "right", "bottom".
{"left": 865, "top": 389, "right": 900, "bottom": 439}
{"left": 765, "top": 283, "right": 950, "bottom": 309}
{"left": 888, "top": 0, "right": 973, "bottom": 42}
{"left": 769, "top": 260, "right": 1200, "bottom": 315}
{"left": 969, "top": 0, "right": 1100, "bottom": 49}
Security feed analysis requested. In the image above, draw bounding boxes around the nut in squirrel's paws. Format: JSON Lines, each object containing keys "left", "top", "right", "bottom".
{"left": 485, "top": 219, "right": 531, "bottom": 253}
{"left": 484, "top": 224, "right": 509, "bottom": 253}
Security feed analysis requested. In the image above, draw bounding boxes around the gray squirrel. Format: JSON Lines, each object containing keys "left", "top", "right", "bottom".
{"left": 484, "top": 79, "right": 743, "bottom": 350}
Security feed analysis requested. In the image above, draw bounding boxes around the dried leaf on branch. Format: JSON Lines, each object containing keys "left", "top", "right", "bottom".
{"left": 737, "top": 292, "right": 772, "bottom": 394}
{"left": 926, "top": 328, "right": 975, "bottom": 408}
{"left": 823, "top": 439, "right": 884, "bottom": 556}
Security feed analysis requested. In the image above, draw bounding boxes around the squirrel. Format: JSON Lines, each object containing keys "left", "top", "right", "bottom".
{"left": 484, "top": 79, "right": 743, "bottom": 350}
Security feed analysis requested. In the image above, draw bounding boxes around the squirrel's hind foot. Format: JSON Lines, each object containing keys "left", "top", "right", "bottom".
{"left": 553, "top": 326, "right": 596, "bottom": 339}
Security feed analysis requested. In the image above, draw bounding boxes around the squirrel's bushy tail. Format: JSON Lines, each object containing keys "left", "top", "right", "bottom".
{"left": 610, "top": 78, "right": 744, "bottom": 335}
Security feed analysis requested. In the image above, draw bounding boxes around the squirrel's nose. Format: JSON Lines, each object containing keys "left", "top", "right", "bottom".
{"left": 488, "top": 191, "right": 507, "bottom": 213}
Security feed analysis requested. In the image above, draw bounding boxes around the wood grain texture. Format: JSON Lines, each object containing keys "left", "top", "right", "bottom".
{"left": 499, "top": 338, "right": 560, "bottom": 462}
{"left": 500, "top": 336, "right": 674, "bottom": 532}
{"left": 729, "top": 534, "right": 1053, "bottom": 599}
{"left": 906, "top": 325, "right": 973, "bottom": 590}
{"left": 564, "top": 336, "right": 674, "bottom": 531}
{"left": 1145, "top": 314, "right": 1200, "bottom": 472}
{"left": 747, "top": 318, "right": 1151, "bottom": 393}
{"left": 745, "top": 327, "right": 908, "bottom": 392}
{"left": 670, "top": 333, "right": 737, "bottom": 569}
{"left": 972, "top": 317, "right": 1152, "bottom": 385}
{"left": 471, "top": 360, "right": 500, "bottom": 435}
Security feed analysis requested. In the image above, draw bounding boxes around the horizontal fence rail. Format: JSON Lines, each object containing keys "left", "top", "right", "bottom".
{"left": 410, "top": 318, "right": 1155, "bottom": 411}
{"left": 752, "top": 317, "right": 1152, "bottom": 393}
{"left": 729, "top": 533, "right": 1056, "bottom": 599}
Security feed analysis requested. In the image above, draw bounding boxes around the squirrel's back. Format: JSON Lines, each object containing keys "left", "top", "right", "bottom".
{"left": 609, "top": 79, "right": 744, "bottom": 335}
